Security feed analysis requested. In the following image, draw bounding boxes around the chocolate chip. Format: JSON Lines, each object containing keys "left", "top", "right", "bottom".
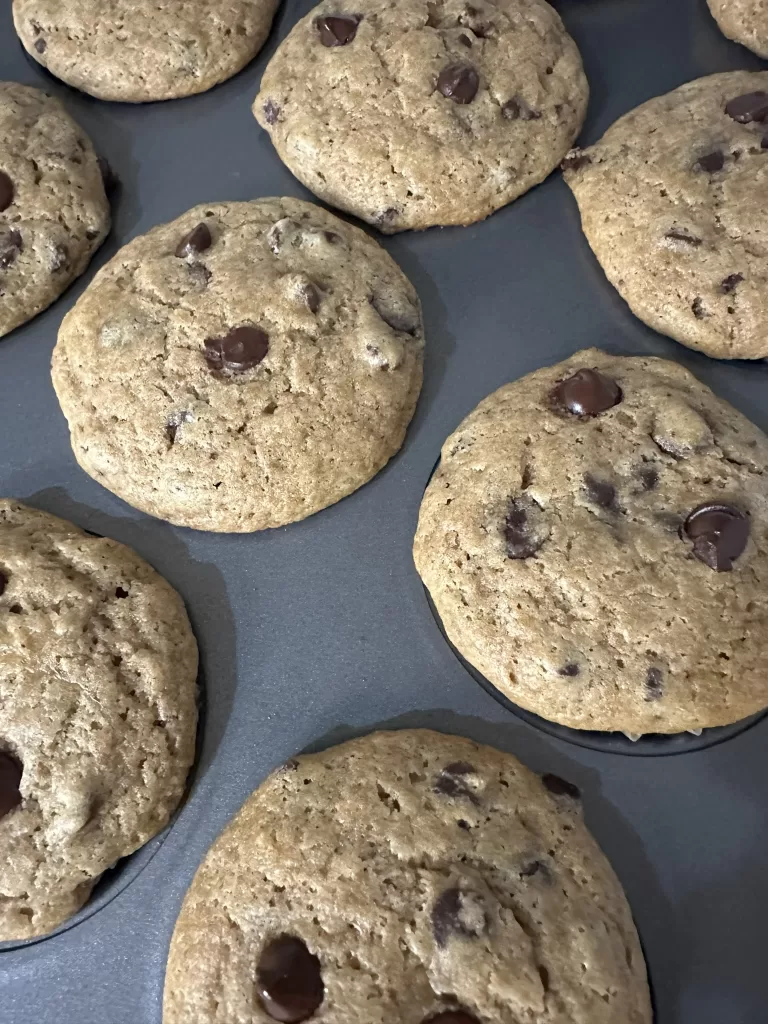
{"left": 696, "top": 150, "right": 724, "bottom": 173}
{"left": 263, "top": 99, "right": 281, "bottom": 125}
{"left": 176, "top": 223, "right": 212, "bottom": 259}
{"left": 434, "top": 762, "right": 479, "bottom": 804}
{"left": 96, "top": 156, "right": 119, "bottom": 196}
{"left": 0, "top": 751, "right": 23, "bottom": 820}
{"left": 437, "top": 63, "right": 479, "bottom": 104}
{"left": 683, "top": 502, "right": 749, "bottom": 571}
{"left": 561, "top": 149, "right": 591, "bottom": 171}
{"left": 558, "top": 662, "right": 580, "bottom": 677}
{"left": 257, "top": 936, "right": 324, "bottom": 1023}
{"left": 520, "top": 859, "right": 549, "bottom": 879}
{"left": 645, "top": 667, "right": 663, "bottom": 702}
{"left": 324, "top": 231, "right": 340, "bottom": 244}
{"left": 204, "top": 325, "right": 269, "bottom": 373}
{"left": 370, "top": 295, "right": 418, "bottom": 334}
{"left": 0, "top": 571, "right": 7, "bottom": 596}
{"left": 457, "top": 819, "right": 470, "bottom": 830}
{"left": 375, "top": 207, "right": 399, "bottom": 227}
{"left": 459, "top": 32, "right": 472, "bottom": 47}
{"left": 50, "top": 244, "right": 69, "bottom": 272}
{"left": 584, "top": 474, "right": 619, "bottom": 511}
{"left": 432, "top": 888, "right": 487, "bottom": 948}
{"left": 665, "top": 228, "right": 702, "bottom": 246}
{"left": 725, "top": 91, "right": 768, "bottom": 123}
{"left": 721, "top": 273, "right": 743, "bottom": 293}
{"left": 692, "top": 296, "right": 707, "bottom": 319}
{"left": 315, "top": 14, "right": 361, "bottom": 46}
{"left": 423, "top": 1012, "right": 480, "bottom": 1024}
{"left": 504, "top": 496, "right": 546, "bottom": 558}
{"left": 0, "top": 230, "right": 23, "bottom": 270}
{"left": 34, "top": 37, "right": 46, "bottom": 53}
{"left": 302, "top": 282, "right": 321, "bottom": 313}
{"left": 550, "top": 368, "right": 622, "bottom": 418}
{"left": 638, "top": 465, "right": 659, "bottom": 491}
{"left": 762, "top": 133, "right": 768, "bottom": 150}
{"left": 502, "top": 97, "right": 541, "bottom": 121}
{"left": 115, "top": 586, "right": 129, "bottom": 598}
{"left": 0, "top": 171, "right": 15, "bottom": 213}
{"left": 542, "top": 773, "right": 580, "bottom": 800}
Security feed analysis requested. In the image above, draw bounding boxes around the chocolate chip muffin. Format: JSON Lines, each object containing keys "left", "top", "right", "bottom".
{"left": 254, "top": 0, "right": 588, "bottom": 232}
{"left": 413, "top": 349, "right": 768, "bottom": 735}
{"left": 51, "top": 198, "right": 424, "bottom": 532}
{"left": 12, "top": 0, "right": 280, "bottom": 102}
{"left": 563, "top": 71, "right": 768, "bottom": 359}
{"left": 0, "top": 500, "right": 198, "bottom": 941}
{"left": 163, "top": 730, "right": 651, "bottom": 1024}
{"left": 0, "top": 82, "right": 109, "bottom": 340}
{"left": 707, "top": 0, "right": 768, "bottom": 59}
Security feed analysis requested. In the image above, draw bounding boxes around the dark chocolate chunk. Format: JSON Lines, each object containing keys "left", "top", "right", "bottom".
{"left": 96, "top": 156, "right": 119, "bottom": 196}
{"left": 302, "top": 282, "right": 321, "bottom": 313}
{"left": 665, "top": 228, "right": 702, "bottom": 246}
{"left": 315, "top": 14, "right": 361, "bottom": 46}
{"left": 437, "top": 63, "right": 479, "bottom": 104}
{"left": 561, "top": 149, "right": 591, "bottom": 172}
{"left": 725, "top": 91, "right": 768, "bottom": 123}
{"left": 502, "top": 97, "right": 541, "bottom": 121}
{"left": 370, "top": 295, "right": 418, "bottom": 334}
{"left": 0, "top": 571, "right": 6, "bottom": 595}
{"left": 638, "top": 465, "right": 659, "bottom": 492}
{"left": 434, "top": 762, "right": 479, "bottom": 804}
{"left": 204, "top": 325, "right": 269, "bottom": 373}
{"left": 375, "top": 207, "right": 399, "bottom": 227}
{"left": 645, "top": 667, "right": 663, "bottom": 702}
{"left": 432, "top": 888, "right": 486, "bottom": 948}
{"left": 423, "top": 1012, "right": 480, "bottom": 1024}
{"left": 720, "top": 273, "right": 743, "bottom": 293}
{"left": 34, "top": 37, "right": 46, "bottom": 53}
{"left": 0, "top": 230, "right": 23, "bottom": 270}
{"left": 542, "top": 773, "right": 580, "bottom": 800}
{"left": 257, "top": 936, "right": 324, "bottom": 1023}
{"left": 683, "top": 502, "right": 749, "bottom": 571}
{"left": 558, "top": 663, "right": 580, "bottom": 677}
{"left": 692, "top": 296, "right": 707, "bottom": 319}
{"left": 176, "top": 223, "right": 212, "bottom": 259}
{"left": 550, "top": 368, "right": 622, "bottom": 418}
{"left": 520, "top": 859, "right": 550, "bottom": 880}
{"left": 584, "top": 474, "right": 619, "bottom": 511}
{"left": 0, "top": 750, "right": 23, "bottom": 820}
{"left": 0, "top": 172, "right": 15, "bottom": 213}
{"left": 263, "top": 99, "right": 281, "bottom": 125}
{"left": 115, "top": 586, "right": 129, "bottom": 598}
{"left": 459, "top": 32, "right": 472, "bottom": 47}
{"left": 504, "top": 496, "right": 545, "bottom": 559}
{"left": 696, "top": 150, "right": 724, "bottom": 173}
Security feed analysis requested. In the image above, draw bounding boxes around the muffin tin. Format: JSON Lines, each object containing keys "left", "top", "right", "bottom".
{"left": 1, "top": 0, "right": 767, "bottom": 1020}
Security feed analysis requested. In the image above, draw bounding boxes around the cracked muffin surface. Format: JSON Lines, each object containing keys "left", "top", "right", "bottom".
{"left": 414, "top": 349, "right": 768, "bottom": 734}
{"left": 0, "top": 82, "right": 109, "bottom": 339}
{"left": 51, "top": 198, "right": 424, "bottom": 532}
{"left": 253, "top": 0, "right": 588, "bottom": 232}
{"left": 163, "top": 729, "right": 651, "bottom": 1024}
{"left": 0, "top": 500, "right": 198, "bottom": 941}
{"left": 564, "top": 71, "right": 768, "bottom": 359}
{"left": 12, "top": 0, "right": 279, "bottom": 102}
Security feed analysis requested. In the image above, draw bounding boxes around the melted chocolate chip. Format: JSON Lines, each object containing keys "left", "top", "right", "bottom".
{"left": 315, "top": 14, "right": 361, "bottom": 46}
{"left": 665, "top": 228, "right": 702, "bottom": 246}
{"left": 584, "top": 474, "right": 619, "bottom": 511}
{"left": 561, "top": 149, "right": 591, "bottom": 172}
{"left": 721, "top": 273, "right": 743, "bottom": 293}
{"left": 558, "top": 662, "right": 580, "bottom": 677}
{"left": 542, "top": 773, "right": 580, "bottom": 800}
{"left": 257, "top": 936, "right": 324, "bottom": 1023}
{"left": 725, "top": 91, "right": 768, "bottom": 123}
{"left": 115, "top": 586, "right": 129, "bottom": 598}
{"left": 0, "top": 171, "right": 15, "bottom": 213}
{"left": 502, "top": 97, "right": 541, "bottom": 121}
{"left": 692, "top": 296, "right": 707, "bottom": 319}
{"left": 0, "top": 230, "right": 23, "bottom": 270}
{"left": 176, "top": 223, "right": 212, "bottom": 259}
{"left": 375, "top": 207, "right": 400, "bottom": 227}
{"left": 696, "top": 150, "right": 724, "bottom": 173}
{"left": 264, "top": 99, "right": 281, "bottom": 125}
{"left": 683, "top": 502, "right": 749, "bottom": 571}
{"left": 370, "top": 295, "right": 418, "bottom": 334}
{"left": 645, "top": 667, "right": 663, "bottom": 702}
{"left": 504, "top": 497, "right": 545, "bottom": 558}
{"left": 550, "top": 368, "right": 622, "bottom": 418}
{"left": 0, "top": 751, "right": 23, "bottom": 820}
{"left": 432, "top": 888, "right": 486, "bottom": 948}
{"left": 459, "top": 32, "right": 472, "bottom": 47}
{"left": 204, "top": 325, "right": 269, "bottom": 373}
{"left": 96, "top": 156, "right": 119, "bottom": 196}
{"left": 434, "top": 762, "right": 479, "bottom": 804}
{"left": 423, "top": 1012, "right": 480, "bottom": 1024}
{"left": 302, "top": 282, "right": 321, "bottom": 313}
{"left": 34, "top": 37, "right": 46, "bottom": 53}
{"left": 0, "top": 571, "right": 7, "bottom": 595}
{"left": 437, "top": 63, "right": 479, "bottom": 104}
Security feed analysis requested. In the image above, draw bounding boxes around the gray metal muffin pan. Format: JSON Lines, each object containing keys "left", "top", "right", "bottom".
{"left": 1, "top": 0, "right": 767, "bottom": 1019}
